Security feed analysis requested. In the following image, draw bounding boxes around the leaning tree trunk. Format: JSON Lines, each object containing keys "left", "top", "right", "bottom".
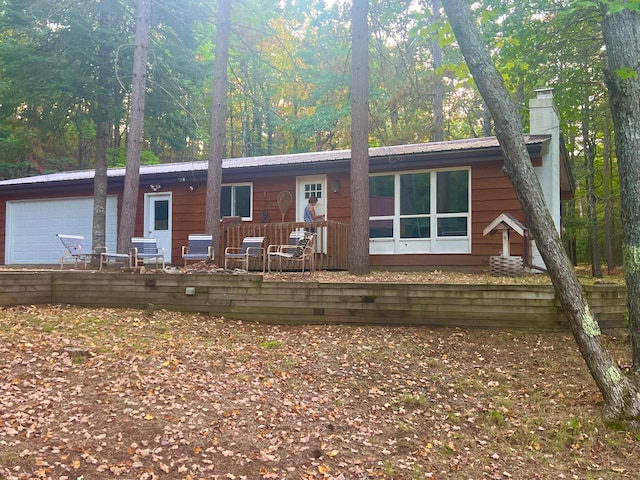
{"left": 349, "top": 0, "right": 371, "bottom": 275}
{"left": 205, "top": 0, "right": 232, "bottom": 258}
{"left": 442, "top": 0, "right": 640, "bottom": 420}
{"left": 118, "top": 0, "right": 150, "bottom": 253}
{"left": 602, "top": 6, "right": 640, "bottom": 375}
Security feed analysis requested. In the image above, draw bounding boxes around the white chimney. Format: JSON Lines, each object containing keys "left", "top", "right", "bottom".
{"left": 529, "top": 88, "right": 561, "bottom": 269}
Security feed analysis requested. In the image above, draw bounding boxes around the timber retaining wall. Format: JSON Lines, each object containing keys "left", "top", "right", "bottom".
{"left": 0, "top": 271, "right": 628, "bottom": 330}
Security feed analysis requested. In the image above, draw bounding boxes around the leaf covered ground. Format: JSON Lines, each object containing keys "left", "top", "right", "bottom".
{"left": 0, "top": 304, "right": 637, "bottom": 480}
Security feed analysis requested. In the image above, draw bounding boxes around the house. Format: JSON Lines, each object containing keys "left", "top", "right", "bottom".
{"left": 0, "top": 89, "right": 573, "bottom": 270}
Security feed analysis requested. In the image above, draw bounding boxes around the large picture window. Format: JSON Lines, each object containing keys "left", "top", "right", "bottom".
{"left": 221, "top": 183, "right": 252, "bottom": 220}
{"left": 369, "top": 168, "right": 470, "bottom": 254}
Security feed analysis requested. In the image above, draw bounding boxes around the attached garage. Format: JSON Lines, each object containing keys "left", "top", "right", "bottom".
{"left": 5, "top": 196, "right": 118, "bottom": 265}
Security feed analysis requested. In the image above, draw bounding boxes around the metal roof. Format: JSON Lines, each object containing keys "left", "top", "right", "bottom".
{"left": 0, "top": 135, "right": 550, "bottom": 187}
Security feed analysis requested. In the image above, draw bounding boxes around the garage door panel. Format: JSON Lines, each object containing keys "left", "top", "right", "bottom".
{"left": 6, "top": 197, "right": 118, "bottom": 265}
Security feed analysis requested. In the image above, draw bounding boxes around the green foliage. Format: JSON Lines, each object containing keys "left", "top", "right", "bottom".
{"left": 601, "top": 0, "right": 640, "bottom": 14}
{"left": 0, "top": 127, "right": 34, "bottom": 179}
{"left": 107, "top": 148, "right": 160, "bottom": 168}
{"left": 616, "top": 67, "right": 639, "bottom": 80}
{"left": 0, "top": 0, "right": 210, "bottom": 175}
{"left": 0, "top": 0, "right": 629, "bottom": 270}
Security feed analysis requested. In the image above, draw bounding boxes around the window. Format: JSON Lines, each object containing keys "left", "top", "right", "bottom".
{"left": 369, "top": 168, "right": 470, "bottom": 254}
{"left": 304, "top": 183, "right": 323, "bottom": 201}
{"left": 370, "top": 175, "right": 394, "bottom": 238}
{"left": 400, "top": 172, "right": 430, "bottom": 238}
{"left": 436, "top": 170, "right": 469, "bottom": 237}
{"left": 220, "top": 184, "right": 252, "bottom": 220}
{"left": 153, "top": 199, "right": 169, "bottom": 230}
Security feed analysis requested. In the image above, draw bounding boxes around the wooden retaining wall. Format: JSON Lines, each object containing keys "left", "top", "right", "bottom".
{"left": 0, "top": 272, "right": 53, "bottom": 305}
{"left": 0, "top": 271, "right": 628, "bottom": 330}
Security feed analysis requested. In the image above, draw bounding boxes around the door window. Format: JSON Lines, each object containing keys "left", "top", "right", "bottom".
{"left": 154, "top": 200, "right": 169, "bottom": 230}
{"left": 304, "top": 183, "right": 323, "bottom": 201}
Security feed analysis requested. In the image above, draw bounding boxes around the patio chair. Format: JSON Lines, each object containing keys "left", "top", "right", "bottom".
{"left": 57, "top": 233, "right": 104, "bottom": 269}
{"left": 267, "top": 231, "right": 315, "bottom": 273}
{"left": 130, "top": 237, "right": 165, "bottom": 270}
{"left": 99, "top": 250, "right": 131, "bottom": 271}
{"left": 181, "top": 234, "right": 214, "bottom": 267}
{"left": 224, "top": 236, "right": 265, "bottom": 272}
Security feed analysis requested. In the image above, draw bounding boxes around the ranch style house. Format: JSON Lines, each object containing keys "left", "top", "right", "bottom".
{"left": 0, "top": 89, "right": 573, "bottom": 271}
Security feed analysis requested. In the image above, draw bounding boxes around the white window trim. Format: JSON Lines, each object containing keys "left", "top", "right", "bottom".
{"left": 369, "top": 167, "right": 471, "bottom": 255}
{"left": 222, "top": 182, "right": 253, "bottom": 221}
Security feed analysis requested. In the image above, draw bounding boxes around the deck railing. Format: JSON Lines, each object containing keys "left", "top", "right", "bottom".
{"left": 221, "top": 220, "right": 350, "bottom": 271}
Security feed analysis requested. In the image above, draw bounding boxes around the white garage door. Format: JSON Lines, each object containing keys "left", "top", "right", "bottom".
{"left": 5, "top": 196, "right": 118, "bottom": 265}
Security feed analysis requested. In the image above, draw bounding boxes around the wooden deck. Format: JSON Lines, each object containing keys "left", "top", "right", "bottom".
{"left": 0, "top": 271, "right": 628, "bottom": 330}
{"left": 222, "top": 220, "right": 349, "bottom": 271}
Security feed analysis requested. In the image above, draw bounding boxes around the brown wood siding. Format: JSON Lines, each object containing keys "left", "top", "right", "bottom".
{"left": 253, "top": 176, "right": 299, "bottom": 223}
{"left": 0, "top": 156, "right": 540, "bottom": 270}
{"left": 471, "top": 161, "right": 527, "bottom": 260}
{"left": 168, "top": 186, "right": 207, "bottom": 260}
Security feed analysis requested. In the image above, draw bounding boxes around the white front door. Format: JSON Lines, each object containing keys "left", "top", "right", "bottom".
{"left": 144, "top": 193, "right": 172, "bottom": 263}
{"left": 296, "top": 175, "right": 327, "bottom": 220}
{"left": 297, "top": 175, "right": 327, "bottom": 253}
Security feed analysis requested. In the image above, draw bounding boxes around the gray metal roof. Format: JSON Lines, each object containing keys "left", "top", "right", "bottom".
{"left": 0, "top": 135, "right": 549, "bottom": 187}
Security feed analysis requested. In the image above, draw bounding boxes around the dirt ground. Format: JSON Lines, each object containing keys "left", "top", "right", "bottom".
{"left": 0, "top": 296, "right": 637, "bottom": 479}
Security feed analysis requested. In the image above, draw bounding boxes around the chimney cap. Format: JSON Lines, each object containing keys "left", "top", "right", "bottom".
{"left": 535, "top": 87, "right": 554, "bottom": 98}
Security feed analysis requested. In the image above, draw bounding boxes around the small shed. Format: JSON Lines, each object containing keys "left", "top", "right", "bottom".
{"left": 483, "top": 213, "right": 529, "bottom": 276}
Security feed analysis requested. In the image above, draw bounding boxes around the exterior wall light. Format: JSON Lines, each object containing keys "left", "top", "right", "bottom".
{"left": 331, "top": 180, "right": 340, "bottom": 193}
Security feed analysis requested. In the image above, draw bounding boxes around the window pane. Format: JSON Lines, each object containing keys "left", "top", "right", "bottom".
{"left": 400, "top": 217, "right": 430, "bottom": 238}
{"left": 437, "top": 217, "right": 467, "bottom": 236}
{"left": 369, "top": 219, "right": 393, "bottom": 238}
{"left": 220, "top": 186, "right": 231, "bottom": 217}
{"left": 234, "top": 185, "right": 251, "bottom": 217}
{"left": 369, "top": 175, "right": 394, "bottom": 216}
{"left": 437, "top": 170, "right": 469, "bottom": 213}
{"left": 305, "top": 183, "right": 322, "bottom": 200}
{"left": 154, "top": 200, "right": 169, "bottom": 230}
{"left": 400, "top": 172, "right": 430, "bottom": 215}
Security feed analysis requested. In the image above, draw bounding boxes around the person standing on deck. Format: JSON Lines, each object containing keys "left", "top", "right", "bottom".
{"left": 304, "top": 196, "right": 324, "bottom": 222}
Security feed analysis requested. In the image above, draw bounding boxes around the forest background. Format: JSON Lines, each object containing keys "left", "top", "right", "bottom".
{"left": 0, "top": 0, "right": 617, "bottom": 273}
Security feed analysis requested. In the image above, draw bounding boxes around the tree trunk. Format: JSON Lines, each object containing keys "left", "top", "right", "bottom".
{"left": 92, "top": 121, "right": 109, "bottom": 252}
{"left": 431, "top": 0, "right": 444, "bottom": 142}
{"left": 564, "top": 198, "right": 578, "bottom": 266}
{"left": 582, "top": 99, "right": 602, "bottom": 278}
{"left": 91, "top": 3, "right": 113, "bottom": 254}
{"left": 118, "top": 0, "right": 150, "bottom": 253}
{"left": 205, "top": 0, "right": 232, "bottom": 258}
{"left": 602, "top": 6, "right": 640, "bottom": 375}
{"left": 442, "top": 0, "right": 640, "bottom": 420}
{"left": 349, "top": 0, "right": 370, "bottom": 275}
{"left": 602, "top": 115, "right": 616, "bottom": 275}
{"left": 482, "top": 101, "right": 492, "bottom": 137}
